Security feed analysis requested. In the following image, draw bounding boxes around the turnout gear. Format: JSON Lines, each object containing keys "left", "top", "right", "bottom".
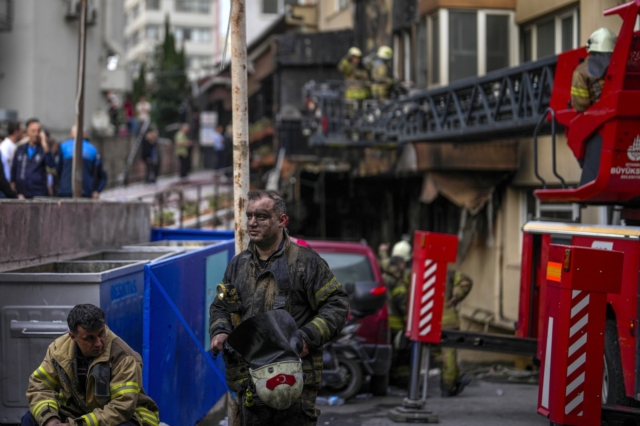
{"left": 439, "top": 270, "right": 473, "bottom": 394}
{"left": 210, "top": 233, "right": 348, "bottom": 424}
{"left": 587, "top": 28, "right": 617, "bottom": 53}
{"left": 383, "top": 261, "right": 411, "bottom": 385}
{"left": 338, "top": 52, "right": 371, "bottom": 101}
{"left": 26, "top": 326, "right": 159, "bottom": 426}
{"left": 571, "top": 56, "right": 611, "bottom": 112}
{"left": 371, "top": 57, "right": 394, "bottom": 102}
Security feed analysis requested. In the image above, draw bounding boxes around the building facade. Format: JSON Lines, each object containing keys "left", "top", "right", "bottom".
{"left": 0, "top": 0, "right": 127, "bottom": 139}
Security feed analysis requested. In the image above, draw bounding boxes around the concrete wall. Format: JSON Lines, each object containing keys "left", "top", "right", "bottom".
{"left": 0, "top": 200, "right": 151, "bottom": 271}
{"left": 317, "top": 0, "right": 353, "bottom": 32}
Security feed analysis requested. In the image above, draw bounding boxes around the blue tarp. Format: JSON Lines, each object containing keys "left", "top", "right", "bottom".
{"left": 143, "top": 240, "right": 234, "bottom": 426}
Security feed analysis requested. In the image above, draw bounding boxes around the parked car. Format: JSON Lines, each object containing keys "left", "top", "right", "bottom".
{"left": 309, "top": 240, "right": 392, "bottom": 396}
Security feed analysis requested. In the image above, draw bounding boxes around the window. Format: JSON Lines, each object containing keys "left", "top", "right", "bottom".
{"left": 175, "top": 27, "right": 211, "bottom": 42}
{"left": 263, "top": 0, "right": 278, "bottom": 13}
{"left": 486, "top": 14, "right": 509, "bottom": 73}
{"left": 431, "top": 13, "right": 439, "bottom": 85}
{"left": 146, "top": 25, "right": 159, "bottom": 41}
{"left": 426, "top": 9, "right": 512, "bottom": 86}
{"left": 416, "top": 19, "right": 428, "bottom": 88}
{"left": 175, "top": 0, "right": 211, "bottom": 13}
{"left": 536, "top": 19, "right": 555, "bottom": 59}
{"left": 146, "top": 0, "right": 161, "bottom": 10}
{"left": 317, "top": 253, "right": 375, "bottom": 284}
{"left": 336, "top": 0, "right": 348, "bottom": 12}
{"left": 521, "top": 8, "right": 579, "bottom": 62}
{"left": 132, "top": 4, "right": 140, "bottom": 19}
{"left": 263, "top": 0, "right": 296, "bottom": 14}
{"left": 449, "top": 10, "right": 477, "bottom": 82}
{"left": 186, "top": 56, "right": 212, "bottom": 69}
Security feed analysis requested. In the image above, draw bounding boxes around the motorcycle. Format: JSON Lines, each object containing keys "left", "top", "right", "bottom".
{"left": 321, "top": 281, "right": 387, "bottom": 400}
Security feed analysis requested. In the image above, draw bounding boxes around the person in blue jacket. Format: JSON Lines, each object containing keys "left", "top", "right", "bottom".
{"left": 56, "top": 126, "right": 107, "bottom": 198}
{"left": 10, "top": 118, "right": 55, "bottom": 199}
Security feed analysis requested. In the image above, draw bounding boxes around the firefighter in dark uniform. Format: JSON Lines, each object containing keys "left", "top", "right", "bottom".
{"left": 209, "top": 190, "right": 349, "bottom": 426}
{"left": 371, "top": 46, "right": 394, "bottom": 102}
{"left": 570, "top": 28, "right": 617, "bottom": 186}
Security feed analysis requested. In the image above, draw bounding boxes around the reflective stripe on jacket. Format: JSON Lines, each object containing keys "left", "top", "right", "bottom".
{"left": 26, "top": 326, "right": 159, "bottom": 426}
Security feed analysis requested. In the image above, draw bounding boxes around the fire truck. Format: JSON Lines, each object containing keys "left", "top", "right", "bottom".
{"left": 301, "top": 0, "right": 640, "bottom": 420}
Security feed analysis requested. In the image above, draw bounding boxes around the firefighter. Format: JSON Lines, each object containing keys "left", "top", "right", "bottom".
{"left": 383, "top": 255, "right": 412, "bottom": 385}
{"left": 23, "top": 304, "right": 160, "bottom": 426}
{"left": 337, "top": 47, "right": 371, "bottom": 101}
{"left": 209, "top": 190, "right": 349, "bottom": 426}
{"left": 571, "top": 28, "right": 617, "bottom": 186}
{"left": 571, "top": 28, "right": 617, "bottom": 112}
{"left": 439, "top": 269, "right": 473, "bottom": 397}
{"left": 371, "top": 46, "right": 394, "bottom": 102}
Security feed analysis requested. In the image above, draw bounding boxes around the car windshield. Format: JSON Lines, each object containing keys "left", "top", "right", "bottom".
{"left": 318, "top": 253, "right": 375, "bottom": 284}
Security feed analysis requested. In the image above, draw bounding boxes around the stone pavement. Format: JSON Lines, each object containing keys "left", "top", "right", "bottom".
{"left": 317, "top": 379, "right": 547, "bottom": 426}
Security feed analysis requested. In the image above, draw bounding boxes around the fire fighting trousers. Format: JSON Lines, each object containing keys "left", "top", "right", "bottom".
{"left": 21, "top": 411, "right": 138, "bottom": 426}
{"left": 238, "top": 387, "right": 319, "bottom": 426}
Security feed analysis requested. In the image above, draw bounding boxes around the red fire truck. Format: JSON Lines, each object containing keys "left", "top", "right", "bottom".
{"left": 515, "top": 0, "right": 640, "bottom": 413}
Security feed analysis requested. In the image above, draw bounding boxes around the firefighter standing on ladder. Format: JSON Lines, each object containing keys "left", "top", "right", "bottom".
{"left": 337, "top": 47, "right": 371, "bottom": 102}
{"left": 371, "top": 46, "right": 394, "bottom": 102}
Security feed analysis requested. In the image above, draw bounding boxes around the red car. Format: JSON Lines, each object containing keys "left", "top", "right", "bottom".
{"left": 309, "top": 240, "right": 392, "bottom": 395}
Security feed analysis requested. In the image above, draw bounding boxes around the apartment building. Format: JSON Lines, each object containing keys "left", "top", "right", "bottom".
{"left": 124, "top": 0, "right": 218, "bottom": 80}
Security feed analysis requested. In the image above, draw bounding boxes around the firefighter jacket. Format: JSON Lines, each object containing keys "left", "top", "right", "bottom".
{"left": 337, "top": 57, "right": 371, "bottom": 100}
{"left": 571, "top": 56, "right": 608, "bottom": 113}
{"left": 371, "top": 58, "right": 394, "bottom": 100}
{"left": 209, "top": 233, "right": 349, "bottom": 393}
{"left": 383, "top": 264, "right": 409, "bottom": 332}
{"left": 442, "top": 270, "right": 473, "bottom": 329}
{"left": 26, "top": 326, "right": 159, "bottom": 426}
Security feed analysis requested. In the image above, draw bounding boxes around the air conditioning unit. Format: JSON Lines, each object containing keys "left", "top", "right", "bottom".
{"left": 65, "top": 0, "right": 97, "bottom": 26}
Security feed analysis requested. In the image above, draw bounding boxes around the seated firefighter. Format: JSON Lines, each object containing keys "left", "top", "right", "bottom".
{"left": 570, "top": 27, "right": 617, "bottom": 186}
{"left": 337, "top": 47, "right": 371, "bottom": 102}
{"left": 23, "top": 304, "right": 160, "bottom": 426}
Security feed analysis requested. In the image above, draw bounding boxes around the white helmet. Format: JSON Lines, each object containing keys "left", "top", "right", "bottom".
{"left": 348, "top": 47, "right": 363, "bottom": 57}
{"left": 391, "top": 240, "right": 412, "bottom": 262}
{"left": 250, "top": 361, "right": 304, "bottom": 410}
{"left": 377, "top": 45, "right": 393, "bottom": 60}
{"left": 587, "top": 28, "right": 617, "bottom": 53}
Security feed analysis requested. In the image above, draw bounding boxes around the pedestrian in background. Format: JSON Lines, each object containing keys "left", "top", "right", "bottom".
{"left": 0, "top": 121, "right": 22, "bottom": 182}
{"left": 141, "top": 128, "right": 160, "bottom": 183}
{"left": 136, "top": 95, "right": 151, "bottom": 125}
{"left": 10, "top": 118, "right": 54, "bottom": 199}
{"left": 213, "top": 124, "right": 225, "bottom": 170}
{"left": 0, "top": 159, "right": 17, "bottom": 198}
{"left": 56, "top": 126, "right": 107, "bottom": 198}
{"left": 174, "top": 123, "right": 192, "bottom": 179}
{"left": 123, "top": 94, "right": 137, "bottom": 137}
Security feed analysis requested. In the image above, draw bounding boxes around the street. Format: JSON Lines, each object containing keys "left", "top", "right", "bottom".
{"left": 318, "top": 379, "right": 546, "bottom": 426}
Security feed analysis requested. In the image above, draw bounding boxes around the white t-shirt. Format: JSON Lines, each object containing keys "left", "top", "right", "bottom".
{"left": 0, "top": 137, "right": 16, "bottom": 180}
{"left": 136, "top": 101, "right": 151, "bottom": 121}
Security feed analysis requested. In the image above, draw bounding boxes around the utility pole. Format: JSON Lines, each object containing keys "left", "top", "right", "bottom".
{"left": 231, "top": 0, "right": 250, "bottom": 254}
{"left": 72, "top": 0, "right": 87, "bottom": 198}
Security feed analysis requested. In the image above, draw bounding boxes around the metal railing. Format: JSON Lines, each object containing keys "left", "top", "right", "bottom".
{"left": 302, "top": 55, "right": 558, "bottom": 146}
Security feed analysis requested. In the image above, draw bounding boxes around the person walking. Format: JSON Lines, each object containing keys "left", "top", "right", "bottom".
{"left": 23, "top": 304, "right": 160, "bottom": 426}
{"left": 0, "top": 121, "right": 23, "bottom": 182}
{"left": 174, "top": 123, "right": 192, "bottom": 179}
{"left": 10, "top": 118, "right": 54, "bottom": 199}
{"left": 56, "top": 126, "right": 108, "bottom": 198}
{"left": 209, "top": 190, "right": 349, "bottom": 426}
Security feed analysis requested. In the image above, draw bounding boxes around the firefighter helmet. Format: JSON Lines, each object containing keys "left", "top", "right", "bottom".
{"left": 348, "top": 47, "right": 363, "bottom": 57}
{"left": 377, "top": 45, "right": 393, "bottom": 60}
{"left": 587, "top": 28, "right": 617, "bottom": 53}
{"left": 250, "top": 360, "right": 304, "bottom": 410}
{"left": 391, "top": 240, "right": 412, "bottom": 262}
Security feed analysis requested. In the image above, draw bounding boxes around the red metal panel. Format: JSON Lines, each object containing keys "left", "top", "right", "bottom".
{"left": 517, "top": 232, "right": 535, "bottom": 338}
{"left": 405, "top": 232, "right": 458, "bottom": 344}
{"left": 538, "top": 245, "right": 623, "bottom": 425}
